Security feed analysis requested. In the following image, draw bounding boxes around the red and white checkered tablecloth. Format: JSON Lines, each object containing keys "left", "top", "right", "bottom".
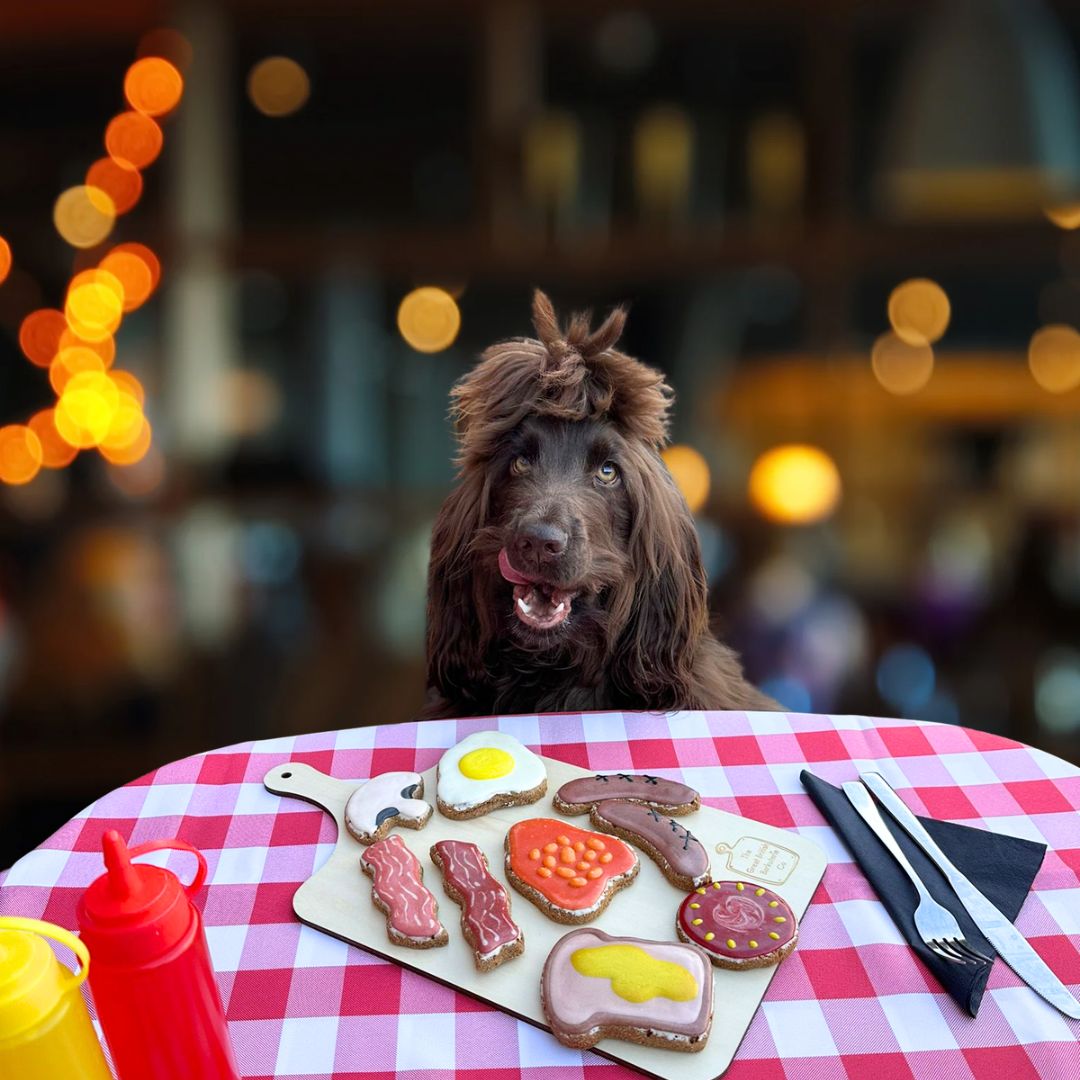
{"left": 2, "top": 711, "right": 1079, "bottom": 1079}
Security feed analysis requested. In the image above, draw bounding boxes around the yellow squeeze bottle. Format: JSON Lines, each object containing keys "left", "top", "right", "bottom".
{"left": 0, "top": 916, "right": 112, "bottom": 1080}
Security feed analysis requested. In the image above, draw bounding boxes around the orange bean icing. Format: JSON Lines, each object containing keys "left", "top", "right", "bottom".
{"left": 508, "top": 818, "right": 636, "bottom": 911}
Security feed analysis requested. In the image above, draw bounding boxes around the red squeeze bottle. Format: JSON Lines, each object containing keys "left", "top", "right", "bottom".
{"left": 76, "top": 830, "right": 240, "bottom": 1080}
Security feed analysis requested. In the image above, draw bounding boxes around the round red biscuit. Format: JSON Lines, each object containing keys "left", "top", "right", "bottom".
{"left": 677, "top": 880, "right": 796, "bottom": 968}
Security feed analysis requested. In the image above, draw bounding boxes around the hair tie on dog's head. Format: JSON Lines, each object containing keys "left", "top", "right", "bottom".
{"left": 450, "top": 289, "right": 674, "bottom": 465}
{"left": 554, "top": 344, "right": 582, "bottom": 370}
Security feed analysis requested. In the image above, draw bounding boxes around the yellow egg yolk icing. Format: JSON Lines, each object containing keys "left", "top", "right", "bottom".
{"left": 458, "top": 746, "right": 515, "bottom": 780}
{"left": 570, "top": 944, "right": 698, "bottom": 1003}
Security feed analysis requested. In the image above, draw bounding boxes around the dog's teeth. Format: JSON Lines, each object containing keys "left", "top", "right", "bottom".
{"left": 517, "top": 597, "right": 531, "bottom": 615}
{"left": 554, "top": 602, "right": 565, "bottom": 614}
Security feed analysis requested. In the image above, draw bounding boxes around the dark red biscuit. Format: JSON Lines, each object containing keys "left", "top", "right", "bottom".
{"left": 554, "top": 773, "right": 700, "bottom": 816}
{"left": 589, "top": 800, "right": 710, "bottom": 889}
{"left": 676, "top": 880, "right": 797, "bottom": 969}
{"left": 430, "top": 839, "right": 523, "bottom": 971}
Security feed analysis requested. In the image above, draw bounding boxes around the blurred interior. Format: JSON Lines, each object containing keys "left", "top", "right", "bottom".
{"left": 2, "top": 0, "right": 1080, "bottom": 866}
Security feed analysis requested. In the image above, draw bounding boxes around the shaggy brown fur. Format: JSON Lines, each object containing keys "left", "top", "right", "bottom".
{"left": 418, "top": 290, "right": 775, "bottom": 719}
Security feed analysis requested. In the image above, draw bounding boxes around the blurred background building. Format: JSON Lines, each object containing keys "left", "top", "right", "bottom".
{"left": 2, "top": 0, "right": 1080, "bottom": 865}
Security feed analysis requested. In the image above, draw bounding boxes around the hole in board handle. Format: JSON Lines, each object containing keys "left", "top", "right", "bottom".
{"left": 281, "top": 771, "right": 292, "bottom": 779}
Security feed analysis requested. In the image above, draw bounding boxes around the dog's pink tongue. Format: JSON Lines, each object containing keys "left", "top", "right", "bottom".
{"left": 498, "top": 547, "right": 535, "bottom": 585}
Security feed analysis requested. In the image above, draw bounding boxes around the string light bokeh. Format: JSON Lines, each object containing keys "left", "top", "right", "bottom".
{"left": 4, "top": 47, "right": 180, "bottom": 483}
{"left": 104, "top": 111, "right": 164, "bottom": 170}
{"left": 0, "top": 425, "right": 43, "bottom": 486}
{"left": 53, "top": 186, "right": 117, "bottom": 249}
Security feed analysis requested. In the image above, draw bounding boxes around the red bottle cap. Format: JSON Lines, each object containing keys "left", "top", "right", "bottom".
{"left": 76, "top": 831, "right": 208, "bottom": 968}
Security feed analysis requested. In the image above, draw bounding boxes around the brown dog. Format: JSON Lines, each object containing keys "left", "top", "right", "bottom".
{"left": 419, "top": 291, "right": 774, "bottom": 719}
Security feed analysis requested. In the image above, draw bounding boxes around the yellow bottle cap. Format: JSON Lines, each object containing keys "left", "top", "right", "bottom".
{"left": 0, "top": 917, "right": 89, "bottom": 1040}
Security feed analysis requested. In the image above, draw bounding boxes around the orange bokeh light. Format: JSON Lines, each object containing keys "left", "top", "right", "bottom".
{"left": 871, "top": 332, "right": 934, "bottom": 395}
{"left": 1028, "top": 324, "right": 1080, "bottom": 393}
{"left": 65, "top": 306, "right": 120, "bottom": 343}
{"left": 55, "top": 371, "right": 120, "bottom": 448}
{"left": 67, "top": 267, "right": 125, "bottom": 306}
{"left": 105, "top": 111, "right": 163, "bottom": 170}
{"left": 116, "top": 243, "right": 160, "bottom": 292}
{"left": 59, "top": 327, "right": 115, "bottom": 368}
{"left": 396, "top": 287, "right": 461, "bottom": 353}
{"left": 0, "top": 425, "right": 44, "bottom": 485}
{"left": 749, "top": 444, "right": 842, "bottom": 525}
{"left": 124, "top": 57, "right": 184, "bottom": 117}
{"left": 887, "top": 278, "right": 951, "bottom": 347}
{"left": 28, "top": 409, "right": 78, "bottom": 469}
{"left": 0, "top": 236, "right": 11, "bottom": 284}
{"left": 50, "top": 346, "right": 106, "bottom": 395}
{"left": 100, "top": 243, "right": 160, "bottom": 311}
{"left": 19, "top": 309, "right": 67, "bottom": 368}
{"left": 65, "top": 268, "right": 125, "bottom": 341}
{"left": 86, "top": 157, "right": 143, "bottom": 216}
{"left": 99, "top": 416, "right": 151, "bottom": 465}
{"left": 13, "top": 43, "right": 174, "bottom": 479}
{"left": 661, "top": 444, "right": 710, "bottom": 513}
{"left": 108, "top": 369, "right": 146, "bottom": 407}
{"left": 100, "top": 389, "right": 144, "bottom": 450}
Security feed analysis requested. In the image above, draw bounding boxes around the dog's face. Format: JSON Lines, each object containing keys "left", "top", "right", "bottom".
{"left": 426, "top": 291, "right": 710, "bottom": 706}
{"left": 488, "top": 415, "right": 633, "bottom": 643}
{"left": 423, "top": 292, "right": 763, "bottom": 716}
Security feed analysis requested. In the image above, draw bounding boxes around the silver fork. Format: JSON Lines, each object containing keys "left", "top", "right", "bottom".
{"left": 842, "top": 781, "right": 993, "bottom": 966}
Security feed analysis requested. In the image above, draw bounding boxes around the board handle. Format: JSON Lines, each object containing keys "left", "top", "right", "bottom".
{"left": 263, "top": 761, "right": 354, "bottom": 819}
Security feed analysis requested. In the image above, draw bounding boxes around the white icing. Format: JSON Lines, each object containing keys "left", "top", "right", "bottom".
{"left": 436, "top": 731, "right": 546, "bottom": 810}
{"left": 645, "top": 1029, "right": 694, "bottom": 1044}
{"left": 345, "top": 771, "right": 431, "bottom": 837}
{"left": 479, "top": 938, "right": 516, "bottom": 962}
{"left": 567, "top": 1027, "right": 692, "bottom": 1046}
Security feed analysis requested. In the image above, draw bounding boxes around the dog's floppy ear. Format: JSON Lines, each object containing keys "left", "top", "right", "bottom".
{"left": 609, "top": 447, "right": 709, "bottom": 710}
{"left": 424, "top": 471, "right": 490, "bottom": 713}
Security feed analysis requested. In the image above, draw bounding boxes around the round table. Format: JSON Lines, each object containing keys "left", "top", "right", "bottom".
{"left": 2, "top": 710, "right": 1079, "bottom": 1079}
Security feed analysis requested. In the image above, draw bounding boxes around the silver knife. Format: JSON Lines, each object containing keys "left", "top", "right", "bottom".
{"left": 861, "top": 770, "right": 1080, "bottom": 1019}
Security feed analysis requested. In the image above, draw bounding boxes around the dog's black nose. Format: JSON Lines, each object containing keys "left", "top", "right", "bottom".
{"left": 515, "top": 522, "right": 568, "bottom": 563}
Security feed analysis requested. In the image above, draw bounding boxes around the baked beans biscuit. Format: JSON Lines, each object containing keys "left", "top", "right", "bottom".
{"left": 504, "top": 818, "right": 638, "bottom": 924}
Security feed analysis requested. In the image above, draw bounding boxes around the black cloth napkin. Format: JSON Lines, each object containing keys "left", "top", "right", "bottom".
{"left": 801, "top": 770, "right": 1047, "bottom": 1016}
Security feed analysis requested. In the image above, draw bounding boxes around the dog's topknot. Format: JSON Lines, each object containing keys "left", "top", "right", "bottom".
{"left": 530, "top": 288, "right": 628, "bottom": 368}
{"left": 450, "top": 289, "right": 673, "bottom": 467}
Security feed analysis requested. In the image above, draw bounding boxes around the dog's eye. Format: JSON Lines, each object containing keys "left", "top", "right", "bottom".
{"left": 511, "top": 455, "right": 530, "bottom": 476}
{"left": 596, "top": 461, "right": 619, "bottom": 485}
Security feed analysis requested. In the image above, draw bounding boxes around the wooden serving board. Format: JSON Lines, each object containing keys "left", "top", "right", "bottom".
{"left": 264, "top": 756, "right": 825, "bottom": 1080}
